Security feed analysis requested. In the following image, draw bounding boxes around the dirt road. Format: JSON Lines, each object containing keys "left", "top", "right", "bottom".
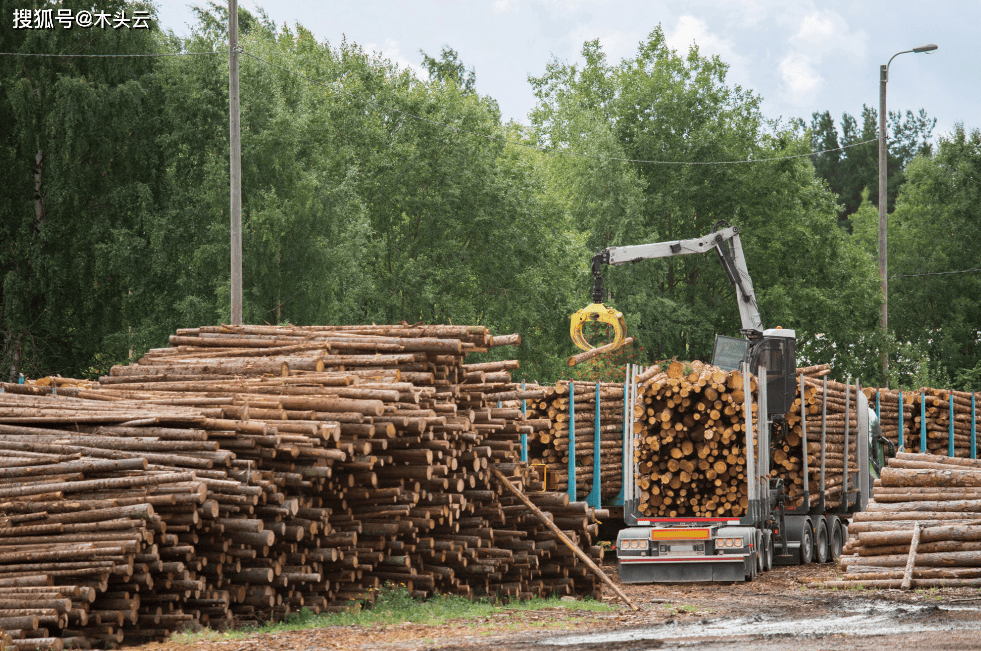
{"left": 427, "top": 564, "right": 981, "bottom": 651}
{"left": 142, "top": 564, "right": 981, "bottom": 651}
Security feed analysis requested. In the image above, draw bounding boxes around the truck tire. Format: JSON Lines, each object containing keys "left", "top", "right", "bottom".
{"left": 762, "top": 531, "right": 773, "bottom": 571}
{"left": 756, "top": 531, "right": 765, "bottom": 574}
{"left": 830, "top": 518, "right": 844, "bottom": 561}
{"left": 799, "top": 521, "right": 813, "bottom": 565}
{"left": 815, "top": 518, "right": 829, "bottom": 564}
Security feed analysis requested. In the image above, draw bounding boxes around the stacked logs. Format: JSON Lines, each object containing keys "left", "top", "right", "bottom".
{"left": 868, "top": 387, "right": 979, "bottom": 459}
{"left": 632, "top": 361, "right": 757, "bottom": 518}
{"left": 630, "top": 360, "right": 875, "bottom": 518}
{"left": 524, "top": 381, "right": 625, "bottom": 502}
{"left": 821, "top": 452, "right": 981, "bottom": 589}
{"left": 0, "top": 324, "right": 606, "bottom": 648}
{"left": 0, "top": 581, "right": 91, "bottom": 651}
{"left": 796, "top": 372, "right": 865, "bottom": 511}
{"left": 0, "top": 402, "right": 240, "bottom": 647}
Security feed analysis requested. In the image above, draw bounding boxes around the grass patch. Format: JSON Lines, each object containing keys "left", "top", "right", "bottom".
{"left": 170, "top": 586, "right": 615, "bottom": 645}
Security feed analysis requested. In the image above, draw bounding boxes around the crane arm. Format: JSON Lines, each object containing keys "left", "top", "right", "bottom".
{"left": 589, "top": 225, "right": 764, "bottom": 337}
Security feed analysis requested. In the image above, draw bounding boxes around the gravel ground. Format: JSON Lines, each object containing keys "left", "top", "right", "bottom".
{"left": 139, "top": 563, "right": 981, "bottom": 651}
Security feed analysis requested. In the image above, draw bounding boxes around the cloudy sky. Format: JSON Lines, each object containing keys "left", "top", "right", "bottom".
{"left": 155, "top": 0, "right": 978, "bottom": 142}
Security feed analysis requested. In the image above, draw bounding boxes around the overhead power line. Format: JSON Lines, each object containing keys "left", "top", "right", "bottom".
{"left": 890, "top": 268, "right": 981, "bottom": 279}
{"left": 0, "top": 51, "right": 222, "bottom": 58}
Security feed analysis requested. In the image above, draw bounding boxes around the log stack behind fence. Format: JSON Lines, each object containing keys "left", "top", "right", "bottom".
{"left": 525, "top": 381, "right": 625, "bottom": 502}
{"left": 631, "top": 361, "right": 758, "bottom": 518}
{"left": 868, "top": 387, "right": 979, "bottom": 459}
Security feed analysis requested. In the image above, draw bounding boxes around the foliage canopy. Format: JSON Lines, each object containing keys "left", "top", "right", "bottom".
{"left": 0, "top": 7, "right": 975, "bottom": 389}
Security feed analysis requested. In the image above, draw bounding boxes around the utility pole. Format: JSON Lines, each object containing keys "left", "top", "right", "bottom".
{"left": 878, "top": 61, "right": 888, "bottom": 376}
{"left": 229, "top": 0, "right": 242, "bottom": 325}
{"left": 878, "top": 43, "right": 937, "bottom": 379}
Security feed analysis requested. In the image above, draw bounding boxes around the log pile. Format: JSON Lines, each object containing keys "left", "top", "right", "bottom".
{"left": 629, "top": 359, "right": 878, "bottom": 517}
{"left": 524, "top": 381, "right": 625, "bottom": 501}
{"left": 632, "top": 361, "right": 757, "bottom": 518}
{"left": 868, "top": 387, "right": 978, "bottom": 459}
{"left": 797, "top": 372, "right": 864, "bottom": 511}
{"left": 0, "top": 324, "right": 606, "bottom": 649}
{"left": 819, "top": 452, "right": 981, "bottom": 589}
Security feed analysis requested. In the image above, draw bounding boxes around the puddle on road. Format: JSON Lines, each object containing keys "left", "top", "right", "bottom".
{"left": 542, "top": 601, "right": 981, "bottom": 647}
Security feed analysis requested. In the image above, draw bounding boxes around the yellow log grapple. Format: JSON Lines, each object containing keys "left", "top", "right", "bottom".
{"left": 569, "top": 302, "right": 627, "bottom": 351}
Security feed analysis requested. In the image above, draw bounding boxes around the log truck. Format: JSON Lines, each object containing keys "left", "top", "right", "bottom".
{"left": 569, "top": 222, "right": 882, "bottom": 581}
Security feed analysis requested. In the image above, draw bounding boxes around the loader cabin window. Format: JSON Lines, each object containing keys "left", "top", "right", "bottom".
{"left": 711, "top": 335, "right": 750, "bottom": 372}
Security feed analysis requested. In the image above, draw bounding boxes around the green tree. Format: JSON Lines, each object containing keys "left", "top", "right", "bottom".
{"left": 808, "top": 106, "right": 934, "bottom": 221}
{"left": 420, "top": 46, "right": 476, "bottom": 93}
{"left": 132, "top": 7, "right": 585, "bottom": 380}
{"left": 0, "top": 0, "right": 167, "bottom": 379}
{"left": 888, "top": 125, "right": 981, "bottom": 389}
{"left": 530, "top": 28, "right": 881, "bottom": 379}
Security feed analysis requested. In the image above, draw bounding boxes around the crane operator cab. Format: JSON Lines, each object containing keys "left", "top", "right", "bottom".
{"left": 711, "top": 328, "right": 796, "bottom": 420}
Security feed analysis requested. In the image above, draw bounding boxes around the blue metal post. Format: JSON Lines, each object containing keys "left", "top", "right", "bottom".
{"left": 613, "top": 376, "right": 626, "bottom": 506}
{"left": 585, "top": 382, "right": 602, "bottom": 508}
{"left": 876, "top": 389, "right": 881, "bottom": 426}
{"left": 920, "top": 390, "right": 927, "bottom": 453}
{"left": 972, "top": 393, "right": 977, "bottom": 460}
{"left": 568, "top": 382, "right": 577, "bottom": 501}
{"left": 949, "top": 393, "right": 956, "bottom": 457}
{"left": 520, "top": 380, "right": 528, "bottom": 463}
{"left": 898, "top": 390, "right": 904, "bottom": 452}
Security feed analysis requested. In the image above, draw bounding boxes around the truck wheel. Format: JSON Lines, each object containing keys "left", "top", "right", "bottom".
{"left": 799, "top": 522, "right": 813, "bottom": 565}
{"left": 830, "top": 518, "right": 844, "bottom": 561}
{"left": 762, "top": 531, "right": 773, "bottom": 571}
{"left": 756, "top": 531, "right": 765, "bottom": 574}
{"left": 815, "top": 519, "right": 829, "bottom": 564}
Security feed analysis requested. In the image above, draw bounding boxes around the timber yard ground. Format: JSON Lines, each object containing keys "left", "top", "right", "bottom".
{"left": 142, "top": 563, "right": 981, "bottom": 651}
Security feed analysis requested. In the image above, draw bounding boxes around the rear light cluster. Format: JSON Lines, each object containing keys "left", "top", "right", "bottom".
{"left": 717, "top": 537, "right": 744, "bottom": 548}
{"left": 620, "top": 539, "right": 647, "bottom": 550}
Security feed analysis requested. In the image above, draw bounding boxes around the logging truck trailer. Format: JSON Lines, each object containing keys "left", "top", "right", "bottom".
{"left": 615, "top": 357, "right": 878, "bottom": 583}
{"left": 568, "top": 223, "right": 881, "bottom": 581}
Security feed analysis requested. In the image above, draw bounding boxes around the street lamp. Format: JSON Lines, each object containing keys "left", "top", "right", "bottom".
{"left": 878, "top": 43, "right": 937, "bottom": 377}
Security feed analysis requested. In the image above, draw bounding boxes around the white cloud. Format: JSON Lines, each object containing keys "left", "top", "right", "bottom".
{"left": 493, "top": 0, "right": 610, "bottom": 13}
{"left": 792, "top": 10, "right": 866, "bottom": 59}
{"left": 567, "top": 25, "right": 644, "bottom": 64}
{"left": 777, "top": 9, "right": 868, "bottom": 107}
{"left": 363, "top": 38, "right": 424, "bottom": 77}
{"left": 492, "top": 0, "right": 520, "bottom": 13}
{"left": 716, "top": 0, "right": 770, "bottom": 27}
{"left": 778, "top": 52, "right": 823, "bottom": 105}
{"left": 665, "top": 15, "right": 738, "bottom": 63}
{"left": 545, "top": 0, "right": 612, "bottom": 9}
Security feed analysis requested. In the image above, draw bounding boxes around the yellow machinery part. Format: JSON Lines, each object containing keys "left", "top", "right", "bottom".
{"left": 570, "top": 303, "right": 627, "bottom": 351}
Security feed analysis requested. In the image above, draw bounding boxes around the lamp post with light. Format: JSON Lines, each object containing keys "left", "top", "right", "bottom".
{"left": 878, "top": 43, "right": 937, "bottom": 377}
